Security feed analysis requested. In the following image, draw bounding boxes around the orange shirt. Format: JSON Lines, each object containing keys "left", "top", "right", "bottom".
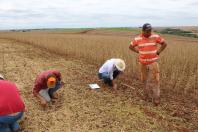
{"left": 131, "top": 34, "right": 165, "bottom": 65}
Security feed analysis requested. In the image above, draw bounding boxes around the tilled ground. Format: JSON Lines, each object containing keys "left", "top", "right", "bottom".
{"left": 0, "top": 39, "right": 197, "bottom": 132}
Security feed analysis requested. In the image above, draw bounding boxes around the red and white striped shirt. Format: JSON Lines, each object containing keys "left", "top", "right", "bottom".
{"left": 131, "top": 34, "right": 165, "bottom": 65}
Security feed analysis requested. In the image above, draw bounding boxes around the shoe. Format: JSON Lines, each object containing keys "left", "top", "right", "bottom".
{"left": 9, "top": 122, "right": 19, "bottom": 132}
{"left": 153, "top": 97, "right": 160, "bottom": 106}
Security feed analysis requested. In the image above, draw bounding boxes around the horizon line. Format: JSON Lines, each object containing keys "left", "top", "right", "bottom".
{"left": 0, "top": 25, "right": 198, "bottom": 31}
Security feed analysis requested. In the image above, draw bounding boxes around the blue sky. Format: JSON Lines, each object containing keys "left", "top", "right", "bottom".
{"left": 0, "top": 0, "right": 198, "bottom": 29}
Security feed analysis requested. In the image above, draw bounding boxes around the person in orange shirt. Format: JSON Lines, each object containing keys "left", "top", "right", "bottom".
{"left": 129, "top": 23, "right": 167, "bottom": 106}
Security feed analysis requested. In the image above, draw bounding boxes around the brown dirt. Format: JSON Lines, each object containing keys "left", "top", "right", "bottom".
{"left": 0, "top": 39, "right": 197, "bottom": 132}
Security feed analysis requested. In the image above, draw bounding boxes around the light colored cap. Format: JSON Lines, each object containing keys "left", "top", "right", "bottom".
{"left": 115, "top": 59, "right": 126, "bottom": 71}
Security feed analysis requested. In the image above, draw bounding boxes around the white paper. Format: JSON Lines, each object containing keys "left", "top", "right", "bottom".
{"left": 88, "top": 84, "right": 100, "bottom": 89}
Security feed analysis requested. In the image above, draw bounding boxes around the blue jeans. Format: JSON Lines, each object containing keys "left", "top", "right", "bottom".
{"left": 0, "top": 112, "right": 23, "bottom": 132}
{"left": 98, "top": 70, "right": 120, "bottom": 86}
{"left": 48, "top": 81, "right": 61, "bottom": 98}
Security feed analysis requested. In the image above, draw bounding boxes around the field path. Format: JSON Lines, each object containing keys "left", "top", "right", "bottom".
{"left": 0, "top": 39, "right": 196, "bottom": 132}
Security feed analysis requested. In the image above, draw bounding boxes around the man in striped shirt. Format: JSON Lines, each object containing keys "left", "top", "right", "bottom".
{"left": 129, "top": 23, "right": 167, "bottom": 106}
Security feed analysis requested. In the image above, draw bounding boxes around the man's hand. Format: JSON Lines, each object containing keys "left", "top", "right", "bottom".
{"left": 40, "top": 98, "right": 47, "bottom": 107}
{"left": 157, "top": 42, "right": 167, "bottom": 55}
{"left": 157, "top": 51, "right": 160, "bottom": 55}
{"left": 52, "top": 92, "right": 58, "bottom": 99}
{"left": 61, "top": 81, "right": 65, "bottom": 86}
{"left": 112, "top": 80, "right": 117, "bottom": 90}
{"left": 113, "top": 84, "right": 118, "bottom": 90}
{"left": 129, "top": 45, "right": 139, "bottom": 54}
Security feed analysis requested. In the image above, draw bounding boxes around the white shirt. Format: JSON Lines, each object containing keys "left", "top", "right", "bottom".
{"left": 99, "top": 59, "right": 117, "bottom": 80}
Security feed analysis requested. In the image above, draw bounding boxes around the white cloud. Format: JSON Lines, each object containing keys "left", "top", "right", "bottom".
{"left": 0, "top": 0, "right": 197, "bottom": 29}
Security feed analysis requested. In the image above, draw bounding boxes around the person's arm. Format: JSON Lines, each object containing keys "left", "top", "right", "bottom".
{"left": 129, "top": 44, "right": 139, "bottom": 54}
{"left": 108, "top": 63, "right": 117, "bottom": 90}
{"left": 53, "top": 71, "right": 65, "bottom": 87}
{"left": 33, "top": 82, "right": 47, "bottom": 107}
{"left": 157, "top": 42, "right": 167, "bottom": 55}
{"left": 112, "top": 80, "right": 117, "bottom": 90}
{"left": 36, "top": 94, "right": 47, "bottom": 107}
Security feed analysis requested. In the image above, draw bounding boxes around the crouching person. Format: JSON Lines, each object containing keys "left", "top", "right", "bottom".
{"left": 33, "top": 70, "right": 64, "bottom": 107}
{"left": 0, "top": 74, "right": 25, "bottom": 132}
{"left": 98, "top": 58, "right": 126, "bottom": 90}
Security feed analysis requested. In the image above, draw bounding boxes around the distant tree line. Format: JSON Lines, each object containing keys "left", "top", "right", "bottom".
{"left": 158, "top": 28, "right": 198, "bottom": 38}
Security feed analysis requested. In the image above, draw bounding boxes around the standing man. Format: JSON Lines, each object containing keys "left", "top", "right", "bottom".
{"left": 33, "top": 70, "right": 64, "bottom": 107}
{"left": 0, "top": 74, "right": 25, "bottom": 132}
{"left": 98, "top": 58, "right": 126, "bottom": 90}
{"left": 129, "top": 23, "right": 167, "bottom": 106}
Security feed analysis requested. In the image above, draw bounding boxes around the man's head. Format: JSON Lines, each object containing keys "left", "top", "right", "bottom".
{"left": 0, "top": 74, "right": 4, "bottom": 80}
{"left": 142, "top": 23, "right": 152, "bottom": 38}
{"left": 47, "top": 74, "right": 57, "bottom": 88}
{"left": 114, "top": 59, "right": 126, "bottom": 72}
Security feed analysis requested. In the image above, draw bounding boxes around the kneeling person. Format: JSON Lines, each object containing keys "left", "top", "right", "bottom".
{"left": 0, "top": 74, "right": 25, "bottom": 132}
{"left": 98, "top": 58, "right": 125, "bottom": 90}
{"left": 33, "top": 70, "right": 64, "bottom": 107}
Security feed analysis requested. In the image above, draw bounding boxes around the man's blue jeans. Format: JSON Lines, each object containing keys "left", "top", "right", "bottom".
{"left": 98, "top": 70, "right": 120, "bottom": 86}
{"left": 0, "top": 112, "right": 23, "bottom": 132}
{"left": 48, "top": 81, "right": 61, "bottom": 98}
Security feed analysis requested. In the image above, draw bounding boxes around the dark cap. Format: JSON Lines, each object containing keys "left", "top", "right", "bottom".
{"left": 142, "top": 23, "right": 152, "bottom": 31}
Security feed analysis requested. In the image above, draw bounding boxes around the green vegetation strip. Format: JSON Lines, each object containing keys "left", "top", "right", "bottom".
{"left": 159, "top": 28, "right": 198, "bottom": 38}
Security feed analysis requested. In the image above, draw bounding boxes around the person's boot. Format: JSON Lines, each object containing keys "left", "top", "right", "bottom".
{"left": 153, "top": 97, "right": 160, "bottom": 106}
{"left": 9, "top": 122, "right": 19, "bottom": 132}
